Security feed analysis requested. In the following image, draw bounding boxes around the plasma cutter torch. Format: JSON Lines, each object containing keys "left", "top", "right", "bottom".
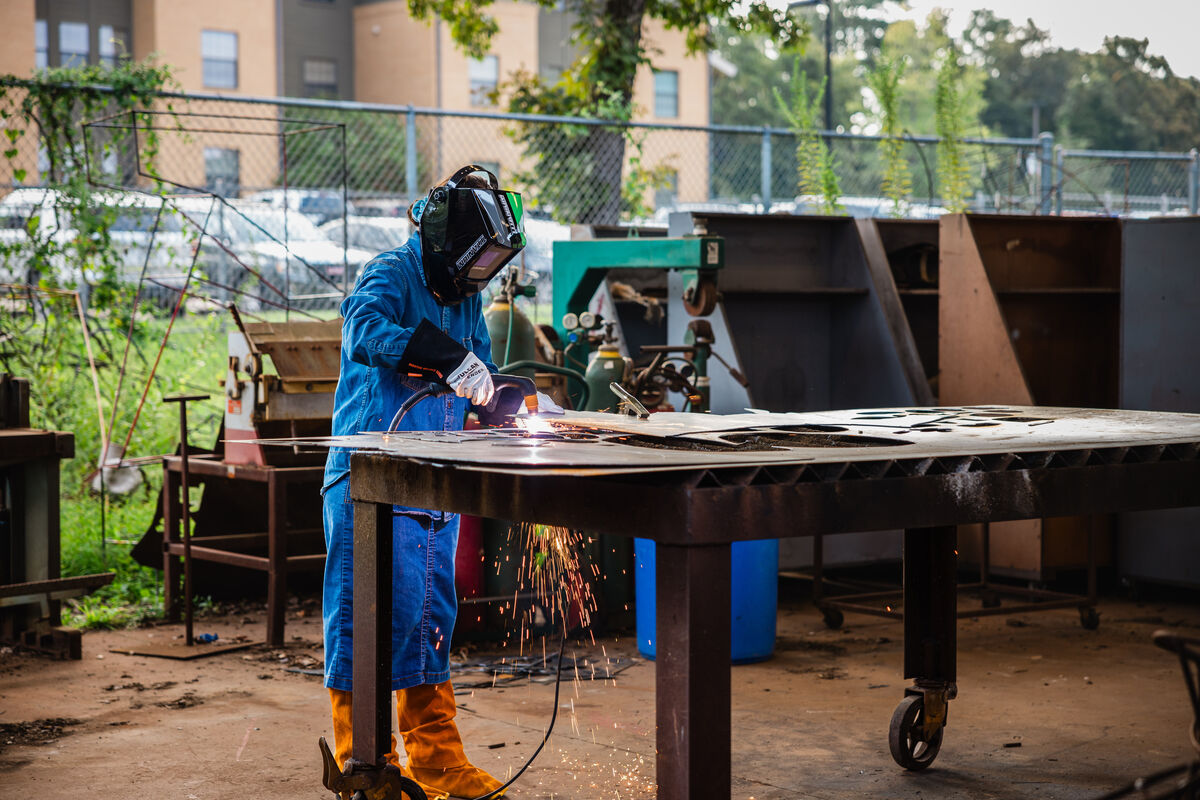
{"left": 388, "top": 372, "right": 539, "bottom": 432}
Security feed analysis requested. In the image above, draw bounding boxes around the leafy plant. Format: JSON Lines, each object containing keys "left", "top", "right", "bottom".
{"left": 935, "top": 49, "right": 972, "bottom": 213}
{"left": 775, "top": 65, "right": 842, "bottom": 214}
{"left": 1, "top": 57, "right": 179, "bottom": 303}
{"left": 407, "top": 0, "right": 807, "bottom": 225}
{"left": 867, "top": 53, "right": 913, "bottom": 216}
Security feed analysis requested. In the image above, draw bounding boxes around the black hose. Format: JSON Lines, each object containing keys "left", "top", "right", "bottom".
{"left": 387, "top": 384, "right": 448, "bottom": 432}
{"left": 471, "top": 624, "right": 569, "bottom": 800}
{"left": 498, "top": 360, "right": 589, "bottom": 410}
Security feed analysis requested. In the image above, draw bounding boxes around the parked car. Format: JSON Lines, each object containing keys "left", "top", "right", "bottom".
{"left": 245, "top": 189, "right": 356, "bottom": 226}
{"left": 0, "top": 187, "right": 202, "bottom": 301}
{"left": 318, "top": 215, "right": 412, "bottom": 256}
{"left": 176, "top": 197, "right": 373, "bottom": 300}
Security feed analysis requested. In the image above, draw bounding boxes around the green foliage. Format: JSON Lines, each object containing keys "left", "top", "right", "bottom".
{"left": 2, "top": 298, "right": 227, "bottom": 629}
{"left": 867, "top": 53, "right": 912, "bottom": 216}
{"left": 409, "top": 0, "right": 807, "bottom": 225}
{"left": 775, "top": 66, "right": 841, "bottom": 214}
{"left": 935, "top": 50, "right": 972, "bottom": 213}
{"left": 281, "top": 108, "right": 425, "bottom": 195}
{"left": 0, "top": 57, "right": 179, "bottom": 301}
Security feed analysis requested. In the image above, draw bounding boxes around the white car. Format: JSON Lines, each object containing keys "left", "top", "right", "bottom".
{"left": 0, "top": 187, "right": 201, "bottom": 299}
{"left": 245, "top": 189, "right": 355, "bottom": 226}
{"left": 319, "top": 215, "right": 412, "bottom": 256}
{"left": 175, "top": 197, "right": 373, "bottom": 301}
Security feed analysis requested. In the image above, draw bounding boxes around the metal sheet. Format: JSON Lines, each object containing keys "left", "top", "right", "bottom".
{"left": 254, "top": 405, "right": 1200, "bottom": 475}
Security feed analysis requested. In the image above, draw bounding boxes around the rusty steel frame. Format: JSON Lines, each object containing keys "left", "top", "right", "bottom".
{"left": 344, "top": 426, "right": 1200, "bottom": 799}
{"left": 161, "top": 456, "right": 324, "bottom": 646}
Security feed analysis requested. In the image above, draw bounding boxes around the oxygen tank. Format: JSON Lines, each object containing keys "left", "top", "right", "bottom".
{"left": 583, "top": 344, "right": 631, "bottom": 412}
{"left": 484, "top": 300, "right": 539, "bottom": 379}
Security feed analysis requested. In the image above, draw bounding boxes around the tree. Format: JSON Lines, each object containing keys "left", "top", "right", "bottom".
{"left": 406, "top": 0, "right": 806, "bottom": 224}
{"left": 935, "top": 47, "right": 972, "bottom": 213}
{"left": 962, "top": 11, "right": 1082, "bottom": 141}
{"left": 1058, "top": 36, "right": 1200, "bottom": 152}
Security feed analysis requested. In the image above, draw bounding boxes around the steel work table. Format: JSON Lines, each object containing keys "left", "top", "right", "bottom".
{"left": 334, "top": 406, "right": 1200, "bottom": 799}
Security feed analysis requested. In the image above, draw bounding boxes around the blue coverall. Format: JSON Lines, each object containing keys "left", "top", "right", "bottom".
{"left": 321, "top": 233, "right": 495, "bottom": 692}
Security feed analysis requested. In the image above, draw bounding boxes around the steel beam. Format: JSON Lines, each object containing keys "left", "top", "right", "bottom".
{"left": 656, "top": 543, "right": 732, "bottom": 800}
{"left": 351, "top": 500, "right": 392, "bottom": 766}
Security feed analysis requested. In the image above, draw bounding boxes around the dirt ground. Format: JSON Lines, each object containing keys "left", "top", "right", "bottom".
{"left": 2, "top": 593, "right": 1198, "bottom": 799}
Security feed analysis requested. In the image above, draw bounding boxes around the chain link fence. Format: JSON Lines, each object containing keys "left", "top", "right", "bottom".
{"left": 1, "top": 85, "right": 1198, "bottom": 313}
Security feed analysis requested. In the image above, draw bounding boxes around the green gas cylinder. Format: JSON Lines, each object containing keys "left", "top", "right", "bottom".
{"left": 583, "top": 345, "right": 631, "bottom": 412}
{"left": 484, "top": 300, "right": 539, "bottom": 378}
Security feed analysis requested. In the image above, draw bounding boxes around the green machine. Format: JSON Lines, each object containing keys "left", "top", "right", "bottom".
{"left": 551, "top": 236, "right": 725, "bottom": 344}
{"left": 548, "top": 235, "right": 727, "bottom": 631}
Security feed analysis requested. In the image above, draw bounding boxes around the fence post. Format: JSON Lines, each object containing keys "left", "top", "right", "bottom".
{"left": 406, "top": 106, "right": 418, "bottom": 202}
{"left": 1054, "top": 145, "right": 1064, "bottom": 216}
{"left": 760, "top": 127, "right": 772, "bottom": 213}
{"left": 1189, "top": 148, "right": 1199, "bottom": 215}
{"left": 1038, "top": 131, "right": 1054, "bottom": 215}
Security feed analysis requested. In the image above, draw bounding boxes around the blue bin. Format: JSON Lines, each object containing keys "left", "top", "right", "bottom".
{"left": 634, "top": 537, "right": 778, "bottom": 664}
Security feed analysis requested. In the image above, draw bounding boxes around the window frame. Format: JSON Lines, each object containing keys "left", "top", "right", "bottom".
{"left": 59, "top": 21, "right": 90, "bottom": 69}
{"left": 202, "top": 30, "right": 239, "bottom": 90}
{"left": 204, "top": 146, "right": 241, "bottom": 194}
{"left": 468, "top": 55, "right": 500, "bottom": 107}
{"left": 653, "top": 69, "right": 679, "bottom": 119}
{"left": 35, "top": 19, "right": 48, "bottom": 69}
{"left": 302, "top": 57, "right": 338, "bottom": 98}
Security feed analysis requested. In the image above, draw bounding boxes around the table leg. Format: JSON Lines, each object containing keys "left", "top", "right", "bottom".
{"left": 655, "top": 542, "right": 731, "bottom": 800}
{"left": 352, "top": 500, "right": 392, "bottom": 765}
{"left": 266, "top": 471, "right": 288, "bottom": 647}
{"left": 903, "top": 526, "right": 957, "bottom": 685}
{"left": 890, "top": 525, "right": 957, "bottom": 770}
{"left": 162, "top": 465, "right": 181, "bottom": 623}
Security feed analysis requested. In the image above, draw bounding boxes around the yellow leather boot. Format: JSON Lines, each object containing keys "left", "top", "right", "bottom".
{"left": 398, "top": 680, "right": 505, "bottom": 799}
{"left": 328, "top": 688, "right": 448, "bottom": 800}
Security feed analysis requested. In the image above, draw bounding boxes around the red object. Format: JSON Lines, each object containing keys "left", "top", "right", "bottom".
{"left": 455, "top": 514, "right": 485, "bottom": 633}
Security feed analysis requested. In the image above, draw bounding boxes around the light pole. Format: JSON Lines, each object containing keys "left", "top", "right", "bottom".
{"left": 788, "top": 0, "right": 833, "bottom": 132}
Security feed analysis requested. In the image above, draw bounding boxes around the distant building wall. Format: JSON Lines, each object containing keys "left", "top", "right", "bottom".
{"left": 281, "top": 0, "right": 354, "bottom": 100}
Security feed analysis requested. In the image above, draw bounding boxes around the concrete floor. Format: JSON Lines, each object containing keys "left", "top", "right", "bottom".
{"left": 1, "top": 593, "right": 1197, "bottom": 799}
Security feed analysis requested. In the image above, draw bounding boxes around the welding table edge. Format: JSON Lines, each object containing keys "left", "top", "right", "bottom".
{"left": 345, "top": 450, "right": 1200, "bottom": 800}
{"left": 347, "top": 452, "right": 1200, "bottom": 543}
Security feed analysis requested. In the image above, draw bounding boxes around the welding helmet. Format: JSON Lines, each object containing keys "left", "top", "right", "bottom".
{"left": 417, "top": 165, "right": 527, "bottom": 305}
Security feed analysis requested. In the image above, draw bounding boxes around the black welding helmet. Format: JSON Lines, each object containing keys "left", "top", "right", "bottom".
{"left": 417, "top": 165, "right": 527, "bottom": 305}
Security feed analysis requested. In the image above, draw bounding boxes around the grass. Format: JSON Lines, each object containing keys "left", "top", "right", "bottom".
{"left": 4, "top": 297, "right": 238, "bottom": 629}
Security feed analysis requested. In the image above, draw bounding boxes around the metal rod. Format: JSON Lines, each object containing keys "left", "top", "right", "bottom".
{"left": 164, "top": 394, "right": 209, "bottom": 647}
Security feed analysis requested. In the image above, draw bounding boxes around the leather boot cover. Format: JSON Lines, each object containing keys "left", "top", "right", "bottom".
{"left": 398, "top": 680, "right": 505, "bottom": 798}
{"left": 329, "top": 688, "right": 448, "bottom": 799}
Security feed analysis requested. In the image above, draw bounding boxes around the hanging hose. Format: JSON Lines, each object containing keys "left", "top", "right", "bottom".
{"left": 387, "top": 383, "right": 449, "bottom": 432}
{"left": 472, "top": 624, "right": 569, "bottom": 800}
{"left": 498, "top": 360, "right": 589, "bottom": 410}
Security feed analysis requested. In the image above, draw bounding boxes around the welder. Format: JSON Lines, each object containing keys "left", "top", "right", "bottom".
{"left": 321, "top": 165, "right": 558, "bottom": 800}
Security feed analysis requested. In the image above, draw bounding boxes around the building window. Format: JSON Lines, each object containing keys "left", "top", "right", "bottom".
{"left": 59, "top": 21, "right": 90, "bottom": 68}
{"left": 99, "top": 25, "right": 128, "bottom": 68}
{"left": 202, "top": 30, "right": 239, "bottom": 89}
{"left": 204, "top": 147, "right": 240, "bottom": 194}
{"left": 35, "top": 20, "right": 48, "bottom": 69}
{"left": 653, "top": 69, "right": 678, "bottom": 118}
{"left": 469, "top": 56, "right": 499, "bottom": 106}
{"left": 303, "top": 58, "right": 338, "bottom": 98}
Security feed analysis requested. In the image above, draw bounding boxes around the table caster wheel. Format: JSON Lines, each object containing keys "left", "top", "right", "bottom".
{"left": 821, "top": 607, "right": 844, "bottom": 630}
{"left": 889, "top": 694, "right": 944, "bottom": 770}
{"left": 1079, "top": 607, "right": 1100, "bottom": 630}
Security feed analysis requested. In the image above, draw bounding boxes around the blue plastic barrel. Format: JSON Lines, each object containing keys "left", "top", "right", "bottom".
{"left": 634, "top": 537, "right": 778, "bottom": 664}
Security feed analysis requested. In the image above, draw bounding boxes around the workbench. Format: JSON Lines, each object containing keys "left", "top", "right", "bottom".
{"left": 328, "top": 406, "right": 1200, "bottom": 799}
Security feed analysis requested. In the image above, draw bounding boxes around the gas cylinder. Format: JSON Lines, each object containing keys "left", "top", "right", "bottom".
{"left": 484, "top": 300, "right": 539, "bottom": 378}
{"left": 583, "top": 344, "right": 631, "bottom": 412}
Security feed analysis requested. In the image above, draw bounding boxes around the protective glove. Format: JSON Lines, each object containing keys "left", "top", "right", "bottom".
{"left": 517, "top": 391, "right": 564, "bottom": 416}
{"left": 398, "top": 319, "right": 495, "bottom": 406}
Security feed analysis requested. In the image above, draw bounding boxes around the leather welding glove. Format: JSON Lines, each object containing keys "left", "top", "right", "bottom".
{"left": 399, "top": 319, "right": 495, "bottom": 406}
